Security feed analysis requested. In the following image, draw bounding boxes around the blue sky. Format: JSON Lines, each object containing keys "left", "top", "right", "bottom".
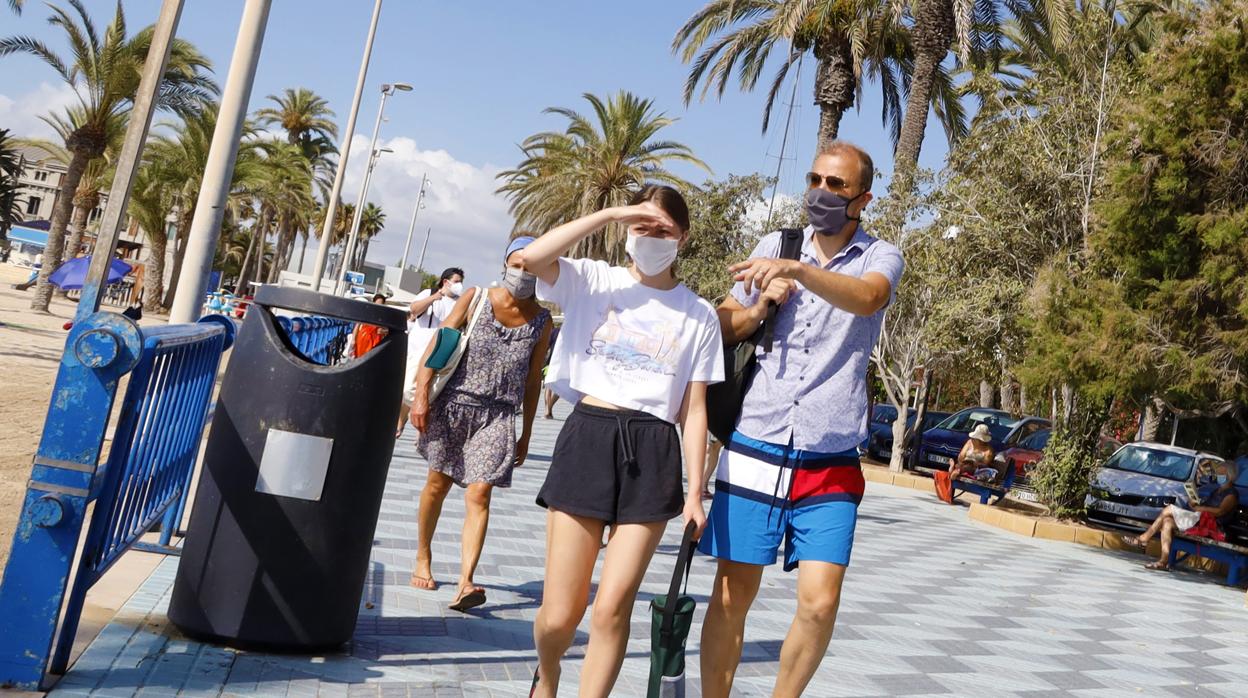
{"left": 0, "top": 0, "right": 950, "bottom": 285}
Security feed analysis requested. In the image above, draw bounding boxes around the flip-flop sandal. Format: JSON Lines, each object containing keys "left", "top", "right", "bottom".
{"left": 1145, "top": 561, "right": 1170, "bottom": 571}
{"left": 449, "top": 585, "right": 487, "bottom": 612}
{"left": 529, "top": 671, "right": 540, "bottom": 698}
{"left": 1121, "top": 535, "right": 1144, "bottom": 548}
{"left": 409, "top": 573, "right": 437, "bottom": 591}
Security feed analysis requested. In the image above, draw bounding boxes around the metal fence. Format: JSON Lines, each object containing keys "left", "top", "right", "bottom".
{"left": 278, "top": 315, "right": 351, "bottom": 365}
{"left": 0, "top": 314, "right": 235, "bottom": 689}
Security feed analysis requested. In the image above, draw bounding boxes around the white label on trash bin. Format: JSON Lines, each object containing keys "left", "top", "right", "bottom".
{"left": 256, "top": 429, "right": 334, "bottom": 501}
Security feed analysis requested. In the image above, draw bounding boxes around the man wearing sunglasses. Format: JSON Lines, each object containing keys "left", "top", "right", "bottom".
{"left": 697, "top": 141, "right": 904, "bottom": 698}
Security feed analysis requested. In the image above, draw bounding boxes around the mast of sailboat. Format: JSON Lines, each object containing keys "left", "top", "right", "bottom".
{"left": 765, "top": 51, "right": 804, "bottom": 231}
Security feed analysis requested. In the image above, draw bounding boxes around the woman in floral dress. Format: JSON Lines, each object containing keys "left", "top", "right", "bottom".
{"left": 408, "top": 236, "right": 552, "bottom": 611}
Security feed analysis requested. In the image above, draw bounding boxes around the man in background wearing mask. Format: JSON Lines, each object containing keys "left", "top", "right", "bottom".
{"left": 398, "top": 267, "right": 465, "bottom": 436}
{"left": 697, "top": 141, "right": 904, "bottom": 698}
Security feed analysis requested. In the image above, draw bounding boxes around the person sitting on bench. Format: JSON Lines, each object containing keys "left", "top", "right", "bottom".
{"left": 1124, "top": 460, "right": 1239, "bottom": 571}
{"left": 953, "top": 424, "right": 997, "bottom": 482}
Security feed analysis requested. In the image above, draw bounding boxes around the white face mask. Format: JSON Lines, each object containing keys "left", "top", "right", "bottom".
{"left": 625, "top": 233, "right": 679, "bottom": 276}
{"left": 446, "top": 281, "right": 464, "bottom": 298}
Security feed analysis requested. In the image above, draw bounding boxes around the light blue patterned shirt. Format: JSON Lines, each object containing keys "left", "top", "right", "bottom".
{"left": 731, "top": 226, "right": 904, "bottom": 453}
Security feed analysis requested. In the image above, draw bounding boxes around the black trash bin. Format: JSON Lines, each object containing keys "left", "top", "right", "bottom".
{"left": 168, "top": 286, "right": 408, "bottom": 651}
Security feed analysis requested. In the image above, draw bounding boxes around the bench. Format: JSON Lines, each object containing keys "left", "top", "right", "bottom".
{"left": 952, "top": 463, "right": 1017, "bottom": 505}
{"left": 1170, "top": 535, "right": 1248, "bottom": 586}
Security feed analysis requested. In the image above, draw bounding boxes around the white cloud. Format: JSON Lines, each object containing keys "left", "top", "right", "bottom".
{"left": 0, "top": 83, "right": 81, "bottom": 140}
{"left": 309, "top": 133, "right": 514, "bottom": 290}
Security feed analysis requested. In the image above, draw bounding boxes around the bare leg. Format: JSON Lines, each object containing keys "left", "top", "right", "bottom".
{"left": 1157, "top": 517, "right": 1177, "bottom": 567}
{"left": 396, "top": 403, "right": 410, "bottom": 437}
{"left": 772, "top": 561, "right": 847, "bottom": 698}
{"left": 1137, "top": 508, "right": 1172, "bottom": 544}
{"left": 700, "top": 559, "right": 765, "bottom": 698}
{"left": 544, "top": 388, "right": 559, "bottom": 419}
{"left": 458, "top": 483, "right": 493, "bottom": 591}
{"left": 413, "top": 469, "right": 454, "bottom": 589}
{"left": 532, "top": 510, "right": 603, "bottom": 698}
{"left": 578, "top": 521, "right": 666, "bottom": 698}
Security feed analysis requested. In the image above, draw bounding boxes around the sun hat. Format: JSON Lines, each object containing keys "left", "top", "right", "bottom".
{"left": 505, "top": 235, "right": 536, "bottom": 261}
{"left": 969, "top": 424, "right": 993, "bottom": 443}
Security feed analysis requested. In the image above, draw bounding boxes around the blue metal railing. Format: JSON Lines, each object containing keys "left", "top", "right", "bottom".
{"left": 278, "top": 315, "right": 351, "bottom": 365}
{"left": 0, "top": 313, "right": 234, "bottom": 689}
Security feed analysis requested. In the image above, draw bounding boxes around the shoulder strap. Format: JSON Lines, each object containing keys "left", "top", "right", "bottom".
{"left": 760, "top": 228, "right": 806, "bottom": 353}
{"left": 660, "top": 520, "right": 698, "bottom": 637}
{"left": 462, "top": 287, "right": 488, "bottom": 336}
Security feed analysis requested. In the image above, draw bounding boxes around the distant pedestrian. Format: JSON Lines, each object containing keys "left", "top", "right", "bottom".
{"left": 518, "top": 185, "right": 724, "bottom": 698}
{"left": 351, "top": 293, "right": 390, "bottom": 358}
{"left": 398, "top": 267, "right": 465, "bottom": 435}
{"left": 407, "top": 238, "right": 552, "bottom": 612}
{"left": 697, "top": 142, "right": 903, "bottom": 698}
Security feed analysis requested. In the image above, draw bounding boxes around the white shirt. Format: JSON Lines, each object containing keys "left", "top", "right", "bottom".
{"left": 403, "top": 288, "right": 460, "bottom": 403}
{"left": 538, "top": 258, "right": 724, "bottom": 423}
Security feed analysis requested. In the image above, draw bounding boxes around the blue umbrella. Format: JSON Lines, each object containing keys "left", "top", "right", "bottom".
{"left": 48, "top": 256, "right": 133, "bottom": 290}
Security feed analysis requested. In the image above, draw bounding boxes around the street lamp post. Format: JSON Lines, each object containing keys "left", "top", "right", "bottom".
{"left": 335, "top": 82, "right": 410, "bottom": 295}
{"left": 309, "top": 0, "right": 384, "bottom": 291}
{"left": 416, "top": 226, "right": 433, "bottom": 278}
{"left": 399, "top": 173, "right": 429, "bottom": 270}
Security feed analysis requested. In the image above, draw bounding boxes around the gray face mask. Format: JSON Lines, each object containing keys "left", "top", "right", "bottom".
{"left": 805, "top": 187, "right": 863, "bottom": 235}
{"left": 502, "top": 266, "right": 537, "bottom": 299}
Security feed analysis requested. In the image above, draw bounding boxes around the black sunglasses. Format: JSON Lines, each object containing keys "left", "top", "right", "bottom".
{"left": 806, "top": 172, "right": 852, "bottom": 190}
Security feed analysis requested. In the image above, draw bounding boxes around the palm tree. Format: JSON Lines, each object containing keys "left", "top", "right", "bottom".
{"left": 674, "top": 0, "right": 953, "bottom": 150}
{"left": 351, "top": 201, "right": 385, "bottom": 270}
{"left": 0, "top": 128, "right": 24, "bottom": 260}
{"left": 127, "top": 163, "right": 171, "bottom": 310}
{"left": 7, "top": 0, "right": 23, "bottom": 14}
{"left": 256, "top": 88, "right": 339, "bottom": 275}
{"left": 139, "top": 108, "right": 260, "bottom": 310}
{"left": 496, "top": 91, "right": 709, "bottom": 264}
{"left": 0, "top": 0, "right": 217, "bottom": 312}
{"left": 256, "top": 88, "right": 338, "bottom": 146}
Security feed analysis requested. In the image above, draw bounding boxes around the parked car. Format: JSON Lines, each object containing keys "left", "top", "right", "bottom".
{"left": 998, "top": 429, "right": 1122, "bottom": 481}
{"left": 1085, "top": 442, "right": 1225, "bottom": 530}
{"left": 863, "top": 409, "right": 951, "bottom": 462}
{"left": 860, "top": 404, "right": 899, "bottom": 456}
{"left": 912, "top": 407, "right": 1050, "bottom": 473}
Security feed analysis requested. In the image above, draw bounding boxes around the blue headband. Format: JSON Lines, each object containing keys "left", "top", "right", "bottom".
{"left": 505, "top": 236, "right": 536, "bottom": 261}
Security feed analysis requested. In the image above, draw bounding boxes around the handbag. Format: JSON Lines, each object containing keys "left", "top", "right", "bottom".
{"left": 706, "top": 229, "right": 805, "bottom": 443}
{"left": 647, "top": 521, "right": 698, "bottom": 698}
{"left": 425, "top": 287, "right": 487, "bottom": 401}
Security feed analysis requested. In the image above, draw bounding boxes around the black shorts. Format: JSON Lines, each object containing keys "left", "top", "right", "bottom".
{"left": 536, "top": 402, "right": 684, "bottom": 524}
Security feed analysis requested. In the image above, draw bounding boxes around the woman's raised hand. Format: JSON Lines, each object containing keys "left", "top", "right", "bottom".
{"left": 612, "top": 201, "right": 678, "bottom": 234}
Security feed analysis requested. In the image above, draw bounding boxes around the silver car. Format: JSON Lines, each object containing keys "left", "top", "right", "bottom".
{"left": 1085, "top": 442, "right": 1225, "bottom": 530}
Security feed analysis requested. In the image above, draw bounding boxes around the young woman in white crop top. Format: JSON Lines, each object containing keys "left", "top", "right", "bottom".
{"left": 517, "top": 185, "right": 724, "bottom": 698}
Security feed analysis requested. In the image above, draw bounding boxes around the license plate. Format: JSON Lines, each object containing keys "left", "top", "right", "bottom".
{"left": 1089, "top": 499, "right": 1134, "bottom": 516}
{"left": 1014, "top": 490, "right": 1038, "bottom": 503}
{"left": 879, "top": 448, "right": 892, "bottom": 458}
{"left": 928, "top": 454, "right": 952, "bottom": 466}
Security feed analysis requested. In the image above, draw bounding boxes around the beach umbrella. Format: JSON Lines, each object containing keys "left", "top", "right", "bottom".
{"left": 648, "top": 521, "right": 698, "bottom": 698}
{"left": 48, "top": 256, "right": 132, "bottom": 290}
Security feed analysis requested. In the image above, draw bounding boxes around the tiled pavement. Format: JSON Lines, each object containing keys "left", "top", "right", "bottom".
{"left": 50, "top": 402, "right": 1248, "bottom": 696}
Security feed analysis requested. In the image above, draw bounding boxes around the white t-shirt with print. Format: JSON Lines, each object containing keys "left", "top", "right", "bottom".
{"left": 538, "top": 257, "right": 725, "bottom": 424}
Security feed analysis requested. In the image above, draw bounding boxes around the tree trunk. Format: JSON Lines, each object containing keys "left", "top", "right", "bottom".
{"left": 161, "top": 215, "right": 192, "bottom": 309}
{"left": 1001, "top": 380, "right": 1018, "bottom": 416}
{"left": 1060, "top": 383, "right": 1075, "bottom": 424}
{"left": 979, "top": 380, "right": 994, "bottom": 408}
{"left": 1141, "top": 397, "right": 1165, "bottom": 441}
{"left": 889, "top": 401, "right": 911, "bottom": 473}
{"left": 58, "top": 188, "right": 100, "bottom": 297}
{"left": 235, "top": 209, "right": 268, "bottom": 298}
{"left": 813, "top": 34, "right": 857, "bottom": 149}
{"left": 1019, "top": 383, "right": 1028, "bottom": 415}
{"left": 30, "top": 148, "right": 91, "bottom": 312}
{"left": 902, "top": 369, "right": 934, "bottom": 471}
{"left": 143, "top": 229, "right": 168, "bottom": 313}
{"left": 891, "top": 0, "right": 954, "bottom": 194}
{"left": 297, "top": 229, "right": 309, "bottom": 274}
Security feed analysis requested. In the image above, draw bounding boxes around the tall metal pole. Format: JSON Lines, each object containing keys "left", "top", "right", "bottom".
{"left": 399, "top": 173, "right": 428, "bottom": 269}
{"left": 416, "top": 226, "right": 432, "bottom": 275}
{"left": 75, "top": 0, "right": 185, "bottom": 319}
{"left": 310, "top": 0, "right": 384, "bottom": 290}
{"left": 168, "top": 0, "right": 272, "bottom": 323}
{"left": 335, "top": 89, "right": 391, "bottom": 295}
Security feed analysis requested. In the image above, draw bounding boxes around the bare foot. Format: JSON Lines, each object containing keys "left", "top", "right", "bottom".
{"left": 1145, "top": 560, "right": 1170, "bottom": 571}
{"left": 410, "top": 558, "right": 436, "bottom": 590}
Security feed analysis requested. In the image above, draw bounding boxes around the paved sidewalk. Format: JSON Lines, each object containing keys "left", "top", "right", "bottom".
{"left": 49, "top": 403, "right": 1248, "bottom": 696}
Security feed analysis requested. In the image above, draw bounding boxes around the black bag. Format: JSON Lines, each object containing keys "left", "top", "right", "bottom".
{"left": 706, "top": 229, "right": 805, "bottom": 444}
